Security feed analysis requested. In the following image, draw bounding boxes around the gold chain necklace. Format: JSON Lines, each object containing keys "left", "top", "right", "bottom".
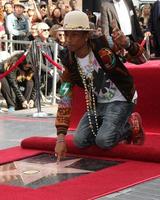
{"left": 76, "top": 51, "right": 99, "bottom": 136}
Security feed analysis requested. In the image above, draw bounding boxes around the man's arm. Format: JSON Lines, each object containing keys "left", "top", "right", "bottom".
{"left": 55, "top": 68, "right": 73, "bottom": 135}
{"left": 55, "top": 67, "right": 73, "bottom": 162}
{"left": 111, "top": 25, "right": 149, "bottom": 64}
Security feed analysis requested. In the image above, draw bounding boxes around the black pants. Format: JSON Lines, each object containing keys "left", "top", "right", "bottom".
{"left": 1, "top": 77, "right": 34, "bottom": 109}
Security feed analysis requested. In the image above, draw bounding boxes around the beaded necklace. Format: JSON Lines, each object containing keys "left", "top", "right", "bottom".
{"left": 76, "top": 51, "right": 99, "bottom": 136}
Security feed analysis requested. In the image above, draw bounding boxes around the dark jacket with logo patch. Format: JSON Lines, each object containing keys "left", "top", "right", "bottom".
{"left": 55, "top": 35, "right": 147, "bottom": 135}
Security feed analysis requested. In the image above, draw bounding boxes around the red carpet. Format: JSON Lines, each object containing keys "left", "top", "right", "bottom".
{"left": 21, "top": 134, "right": 160, "bottom": 163}
{"left": 0, "top": 146, "right": 45, "bottom": 165}
{"left": 127, "top": 60, "right": 160, "bottom": 132}
{"left": 1, "top": 60, "right": 160, "bottom": 199}
{"left": 0, "top": 137, "right": 160, "bottom": 200}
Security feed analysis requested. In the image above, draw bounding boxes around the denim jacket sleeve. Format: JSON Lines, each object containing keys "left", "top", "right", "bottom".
{"left": 6, "top": 14, "right": 29, "bottom": 36}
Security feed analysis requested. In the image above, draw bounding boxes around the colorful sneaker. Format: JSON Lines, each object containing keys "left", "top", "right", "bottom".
{"left": 128, "top": 112, "right": 145, "bottom": 145}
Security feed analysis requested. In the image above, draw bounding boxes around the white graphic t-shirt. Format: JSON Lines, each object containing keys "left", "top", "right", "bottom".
{"left": 77, "top": 51, "right": 137, "bottom": 103}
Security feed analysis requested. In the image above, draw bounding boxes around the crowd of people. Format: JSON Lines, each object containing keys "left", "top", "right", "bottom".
{"left": 137, "top": 1, "right": 160, "bottom": 57}
{"left": 0, "top": 0, "right": 80, "bottom": 112}
{"left": 0, "top": 0, "right": 103, "bottom": 113}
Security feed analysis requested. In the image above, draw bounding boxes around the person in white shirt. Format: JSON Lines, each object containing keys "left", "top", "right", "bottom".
{"left": 100, "top": 0, "right": 143, "bottom": 42}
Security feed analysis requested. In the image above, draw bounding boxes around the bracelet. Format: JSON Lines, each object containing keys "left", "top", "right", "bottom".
{"left": 56, "top": 139, "right": 65, "bottom": 143}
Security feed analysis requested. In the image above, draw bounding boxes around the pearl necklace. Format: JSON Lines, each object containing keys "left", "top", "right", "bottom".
{"left": 76, "top": 51, "right": 99, "bottom": 136}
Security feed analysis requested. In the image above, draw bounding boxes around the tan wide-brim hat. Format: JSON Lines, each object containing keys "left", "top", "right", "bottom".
{"left": 14, "top": 2, "right": 25, "bottom": 9}
{"left": 60, "top": 10, "right": 94, "bottom": 31}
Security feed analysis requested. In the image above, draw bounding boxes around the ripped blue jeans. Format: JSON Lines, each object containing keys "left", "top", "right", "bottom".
{"left": 73, "top": 101, "right": 135, "bottom": 149}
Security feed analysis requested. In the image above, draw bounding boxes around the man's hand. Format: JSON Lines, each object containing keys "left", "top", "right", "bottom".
{"left": 22, "top": 100, "right": 29, "bottom": 109}
{"left": 28, "top": 99, "right": 34, "bottom": 108}
{"left": 55, "top": 141, "right": 67, "bottom": 163}
{"left": 144, "top": 31, "right": 151, "bottom": 38}
{"left": 54, "top": 134, "right": 67, "bottom": 163}
{"left": 112, "top": 27, "right": 130, "bottom": 49}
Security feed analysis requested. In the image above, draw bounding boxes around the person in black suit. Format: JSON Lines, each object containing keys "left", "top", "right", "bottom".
{"left": 100, "top": 0, "right": 143, "bottom": 43}
{"left": 148, "top": 0, "right": 160, "bottom": 57}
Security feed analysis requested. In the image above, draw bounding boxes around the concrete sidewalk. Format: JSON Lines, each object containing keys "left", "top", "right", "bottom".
{"left": 0, "top": 95, "right": 58, "bottom": 149}
{"left": 0, "top": 92, "right": 58, "bottom": 117}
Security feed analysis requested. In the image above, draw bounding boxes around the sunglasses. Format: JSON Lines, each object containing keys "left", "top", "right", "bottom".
{"left": 58, "top": 34, "right": 64, "bottom": 36}
{"left": 40, "top": 5, "right": 47, "bottom": 8}
{"left": 42, "top": 29, "right": 49, "bottom": 32}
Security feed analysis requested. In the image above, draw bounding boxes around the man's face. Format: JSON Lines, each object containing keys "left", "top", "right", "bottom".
{"left": 70, "top": 0, "right": 77, "bottom": 9}
{"left": 64, "top": 31, "right": 88, "bottom": 52}
{"left": 39, "top": 28, "right": 49, "bottom": 39}
{"left": 14, "top": 5, "right": 24, "bottom": 16}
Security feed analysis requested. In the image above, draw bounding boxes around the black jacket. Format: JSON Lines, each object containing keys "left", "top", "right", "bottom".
{"left": 55, "top": 35, "right": 147, "bottom": 135}
{"left": 60, "top": 35, "right": 146, "bottom": 102}
{"left": 6, "top": 66, "right": 36, "bottom": 103}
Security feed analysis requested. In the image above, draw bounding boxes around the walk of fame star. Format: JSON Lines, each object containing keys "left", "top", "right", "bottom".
{"left": 0, "top": 154, "right": 120, "bottom": 188}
